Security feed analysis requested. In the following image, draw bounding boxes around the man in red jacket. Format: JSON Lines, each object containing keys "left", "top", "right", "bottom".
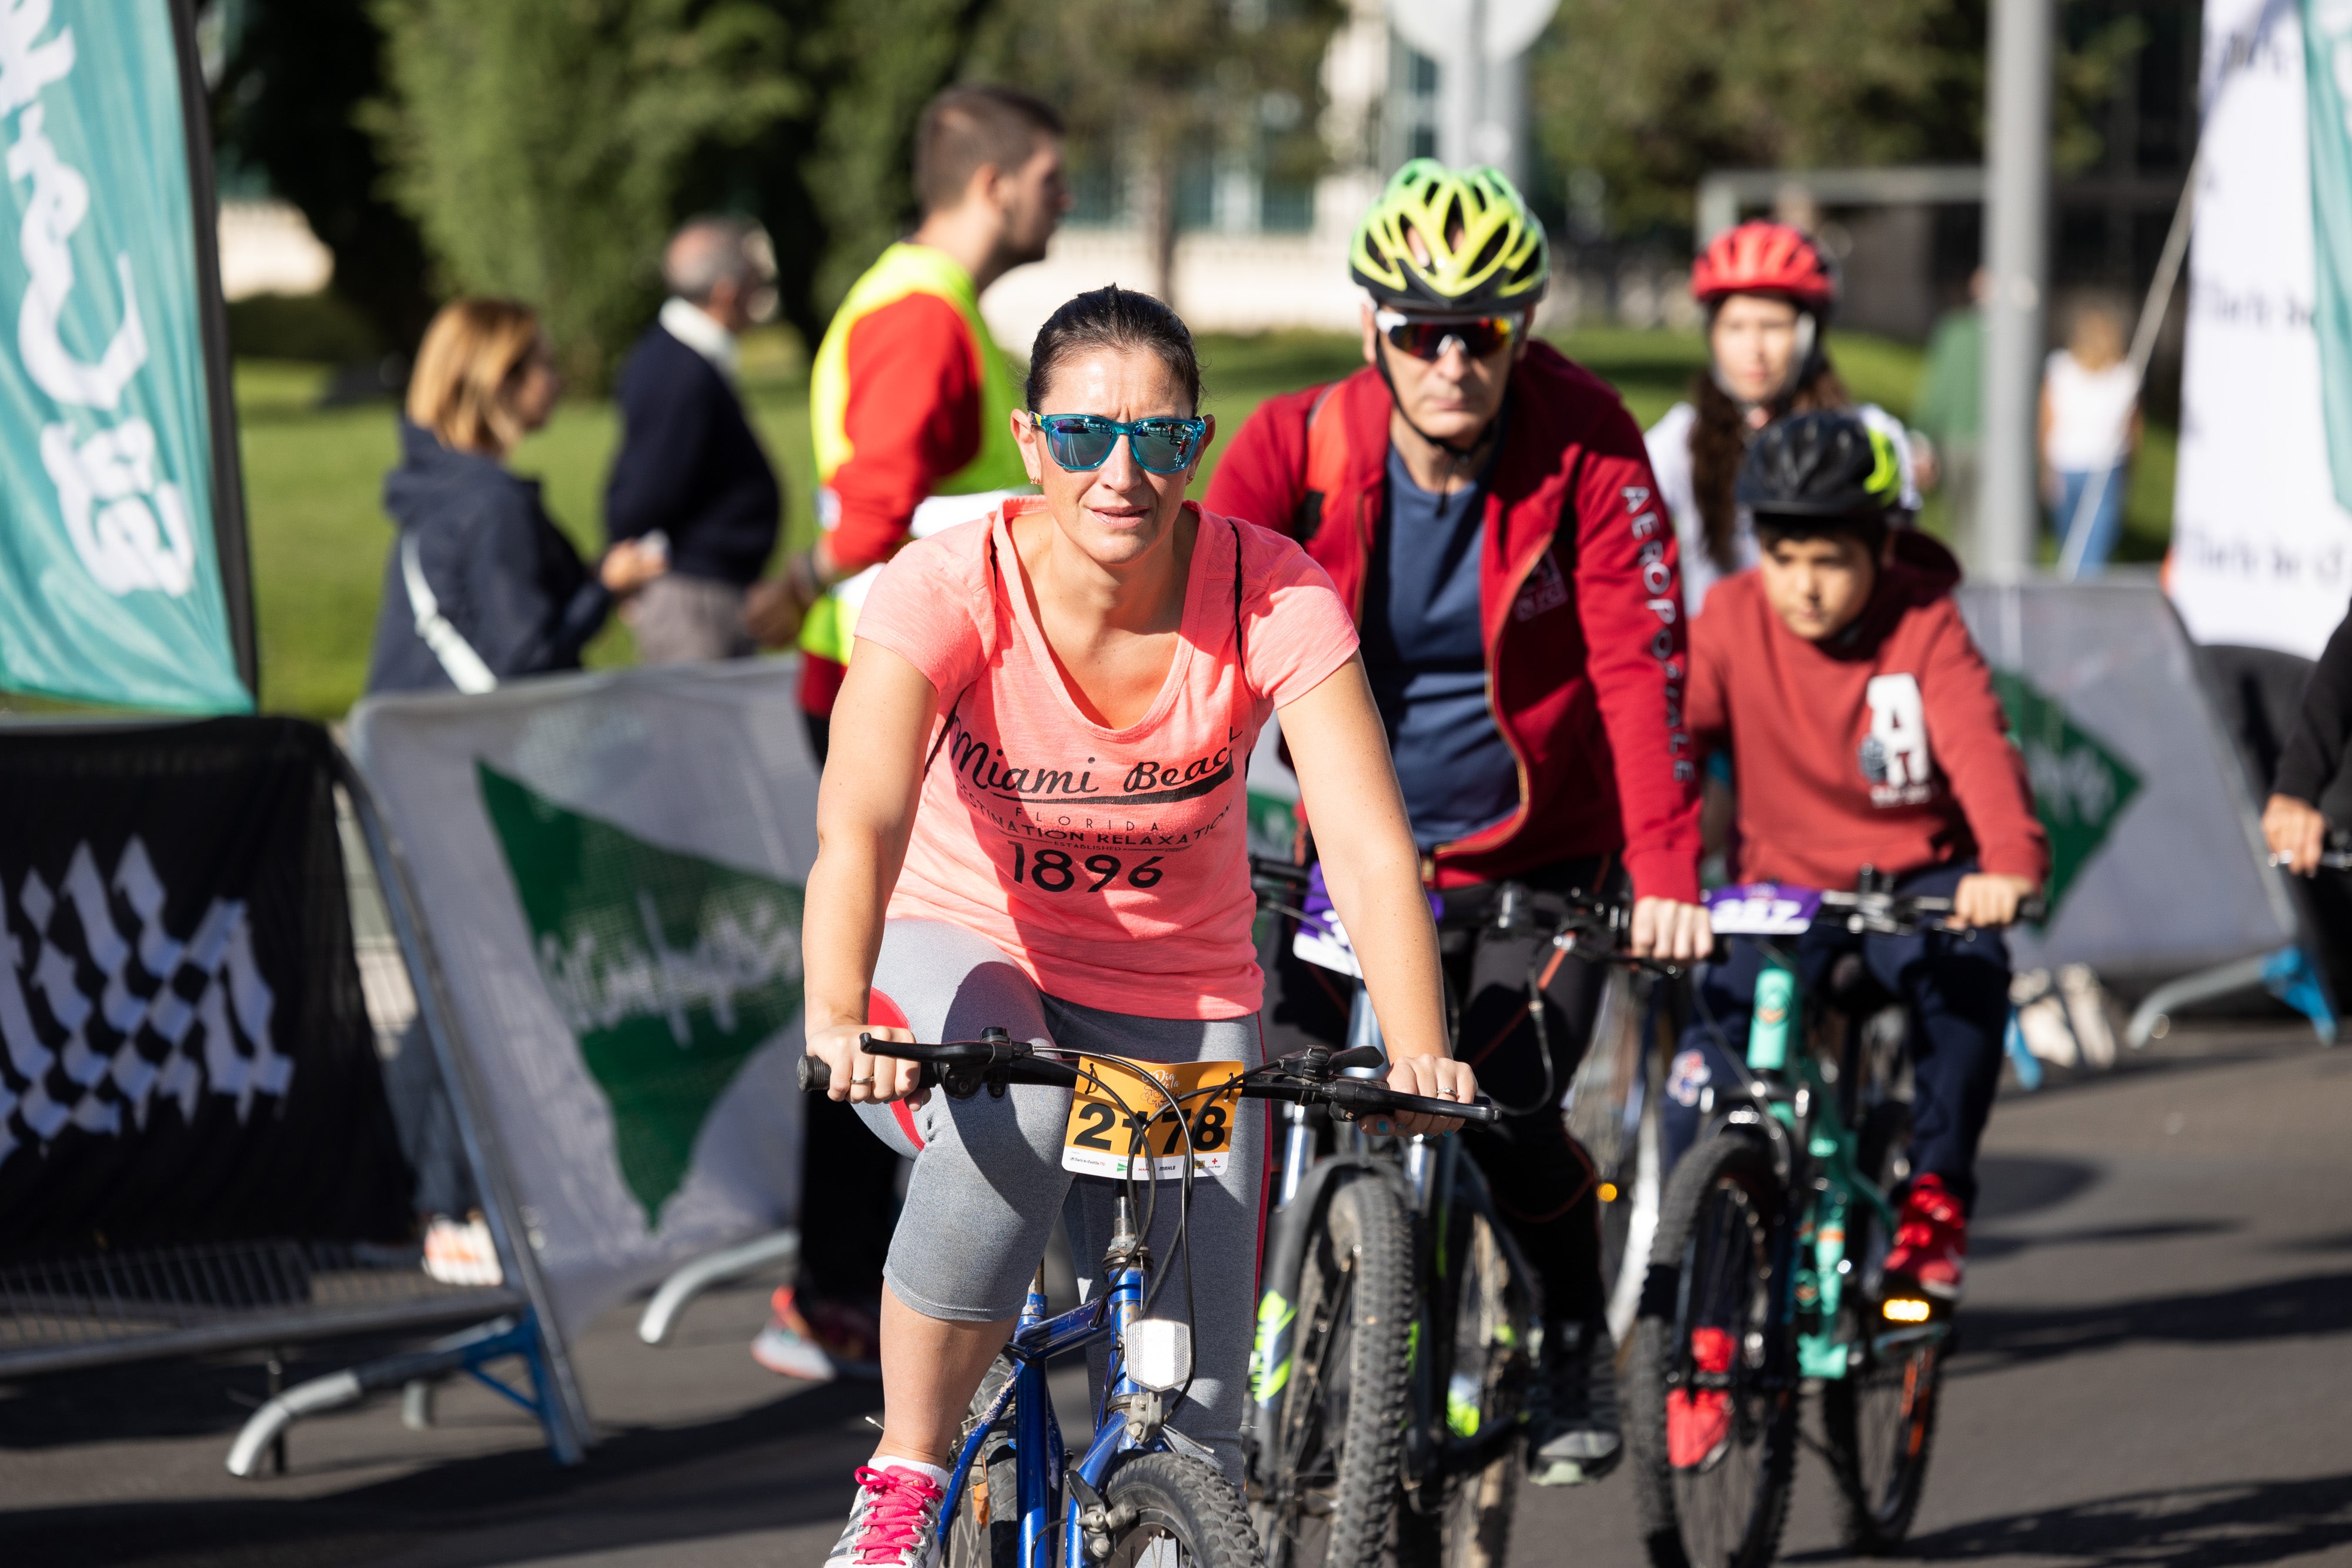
{"left": 1207, "top": 162, "right": 1706, "bottom": 1486}
{"left": 1666, "top": 412, "right": 2046, "bottom": 1458}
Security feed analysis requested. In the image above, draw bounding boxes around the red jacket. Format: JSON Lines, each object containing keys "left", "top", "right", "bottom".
{"left": 1687, "top": 533, "right": 2050, "bottom": 890}
{"left": 1205, "top": 345, "right": 1702, "bottom": 900}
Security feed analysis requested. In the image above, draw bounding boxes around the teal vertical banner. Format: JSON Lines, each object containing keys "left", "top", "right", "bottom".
{"left": 2308, "top": 0, "right": 2352, "bottom": 516}
{"left": 0, "top": 2, "right": 249, "bottom": 713}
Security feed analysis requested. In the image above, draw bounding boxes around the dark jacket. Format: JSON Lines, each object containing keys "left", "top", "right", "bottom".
{"left": 2277, "top": 604, "right": 2352, "bottom": 809}
{"left": 1203, "top": 343, "right": 1703, "bottom": 901}
{"left": 366, "top": 421, "right": 611, "bottom": 696}
{"left": 604, "top": 325, "right": 781, "bottom": 585}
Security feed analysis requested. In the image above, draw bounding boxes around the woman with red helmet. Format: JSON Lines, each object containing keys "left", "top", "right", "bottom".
{"left": 1645, "top": 219, "right": 1923, "bottom": 616}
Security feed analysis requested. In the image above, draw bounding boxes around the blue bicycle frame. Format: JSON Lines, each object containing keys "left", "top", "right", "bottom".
{"left": 934, "top": 1192, "right": 1195, "bottom": 1568}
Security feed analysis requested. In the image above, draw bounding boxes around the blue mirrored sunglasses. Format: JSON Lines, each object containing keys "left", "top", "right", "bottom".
{"left": 1030, "top": 413, "right": 1207, "bottom": 475}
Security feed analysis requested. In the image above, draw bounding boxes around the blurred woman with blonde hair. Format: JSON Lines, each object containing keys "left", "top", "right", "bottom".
{"left": 366, "top": 297, "right": 666, "bottom": 694}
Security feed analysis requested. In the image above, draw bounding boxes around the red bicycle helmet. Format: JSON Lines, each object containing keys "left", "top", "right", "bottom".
{"left": 1690, "top": 220, "right": 1836, "bottom": 311}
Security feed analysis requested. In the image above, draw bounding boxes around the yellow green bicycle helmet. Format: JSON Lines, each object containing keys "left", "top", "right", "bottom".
{"left": 1350, "top": 159, "right": 1549, "bottom": 313}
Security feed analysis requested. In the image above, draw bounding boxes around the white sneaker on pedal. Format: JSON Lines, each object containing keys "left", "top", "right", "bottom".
{"left": 826, "top": 1464, "right": 947, "bottom": 1568}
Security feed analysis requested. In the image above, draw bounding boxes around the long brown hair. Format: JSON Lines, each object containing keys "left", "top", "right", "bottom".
{"left": 1688, "top": 355, "right": 1853, "bottom": 571}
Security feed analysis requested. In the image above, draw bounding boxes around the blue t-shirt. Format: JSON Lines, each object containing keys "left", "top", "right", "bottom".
{"left": 1360, "top": 447, "right": 1520, "bottom": 849}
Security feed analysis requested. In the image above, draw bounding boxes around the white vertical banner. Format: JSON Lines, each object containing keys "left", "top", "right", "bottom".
{"left": 2170, "top": 0, "right": 2352, "bottom": 657}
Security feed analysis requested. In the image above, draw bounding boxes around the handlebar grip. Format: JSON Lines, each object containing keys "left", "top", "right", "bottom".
{"left": 2016, "top": 895, "right": 2049, "bottom": 925}
{"left": 1322, "top": 1078, "right": 1499, "bottom": 1124}
{"left": 799, "top": 1052, "right": 940, "bottom": 1094}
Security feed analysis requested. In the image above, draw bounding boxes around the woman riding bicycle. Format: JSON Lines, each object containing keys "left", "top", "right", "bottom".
{"left": 1645, "top": 220, "right": 1923, "bottom": 618}
{"left": 803, "top": 285, "right": 1477, "bottom": 1567}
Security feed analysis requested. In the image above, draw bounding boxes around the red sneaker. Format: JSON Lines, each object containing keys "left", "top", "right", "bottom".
{"left": 1665, "top": 1326, "right": 1735, "bottom": 1468}
{"left": 1881, "top": 1174, "right": 1967, "bottom": 1301}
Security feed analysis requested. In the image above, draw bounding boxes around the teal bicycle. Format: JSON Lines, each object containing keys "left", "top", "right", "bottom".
{"left": 1624, "top": 879, "right": 2040, "bottom": 1568}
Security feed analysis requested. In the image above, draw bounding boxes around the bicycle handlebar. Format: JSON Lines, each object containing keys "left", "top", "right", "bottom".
{"left": 798, "top": 1032, "right": 1497, "bottom": 1123}
{"left": 2271, "top": 850, "right": 2352, "bottom": 871}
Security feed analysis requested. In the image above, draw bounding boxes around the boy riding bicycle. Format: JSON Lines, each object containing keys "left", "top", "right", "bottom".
{"left": 1664, "top": 409, "right": 2049, "bottom": 1345}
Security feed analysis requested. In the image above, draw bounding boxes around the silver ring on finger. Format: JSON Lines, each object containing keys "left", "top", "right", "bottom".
{"left": 852, "top": 1075, "right": 875, "bottom": 1085}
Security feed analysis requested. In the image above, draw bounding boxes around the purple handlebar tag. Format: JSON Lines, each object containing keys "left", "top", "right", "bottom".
{"left": 1291, "top": 862, "right": 1444, "bottom": 978}
{"left": 1704, "top": 882, "right": 1822, "bottom": 937}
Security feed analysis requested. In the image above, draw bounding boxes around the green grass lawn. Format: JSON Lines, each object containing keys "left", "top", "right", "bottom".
{"left": 235, "top": 326, "right": 2177, "bottom": 720}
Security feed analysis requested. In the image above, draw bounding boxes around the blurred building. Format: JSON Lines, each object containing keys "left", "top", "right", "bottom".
{"left": 217, "top": 200, "right": 333, "bottom": 301}
{"left": 983, "top": 0, "right": 1491, "bottom": 346}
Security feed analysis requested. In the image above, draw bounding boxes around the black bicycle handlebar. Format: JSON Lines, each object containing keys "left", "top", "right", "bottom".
{"left": 799, "top": 1031, "right": 1496, "bottom": 1123}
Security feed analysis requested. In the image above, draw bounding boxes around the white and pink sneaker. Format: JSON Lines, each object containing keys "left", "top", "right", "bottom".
{"left": 825, "top": 1464, "right": 947, "bottom": 1568}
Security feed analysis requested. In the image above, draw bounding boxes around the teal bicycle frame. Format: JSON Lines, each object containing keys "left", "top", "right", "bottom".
{"left": 1735, "top": 947, "right": 1916, "bottom": 1382}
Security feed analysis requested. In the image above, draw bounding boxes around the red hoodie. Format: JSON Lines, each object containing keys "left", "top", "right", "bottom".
{"left": 1205, "top": 344, "right": 1701, "bottom": 900}
{"left": 1687, "top": 533, "right": 2049, "bottom": 891}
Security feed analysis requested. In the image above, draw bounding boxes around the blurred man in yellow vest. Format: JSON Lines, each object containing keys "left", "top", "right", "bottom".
{"left": 741, "top": 84, "right": 1066, "bottom": 1389}
{"left": 750, "top": 85, "right": 1068, "bottom": 762}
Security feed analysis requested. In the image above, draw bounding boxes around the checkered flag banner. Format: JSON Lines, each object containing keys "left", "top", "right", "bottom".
{"left": 0, "top": 719, "right": 412, "bottom": 1258}
{"left": 0, "top": 834, "right": 290, "bottom": 1169}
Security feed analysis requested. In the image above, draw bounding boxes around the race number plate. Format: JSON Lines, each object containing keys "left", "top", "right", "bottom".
{"left": 1705, "top": 882, "right": 1823, "bottom": 937}
{"left": 1062, "top": 1057, "right": 1246, "bottom": 1179}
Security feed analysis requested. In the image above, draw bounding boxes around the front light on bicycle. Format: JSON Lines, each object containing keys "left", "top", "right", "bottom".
{"left": 1880, "top": 1296, "right": 1932, "bottom": 1323}
{"left": 1125, "top": 1318, "right": 1194, "bottom": 1391}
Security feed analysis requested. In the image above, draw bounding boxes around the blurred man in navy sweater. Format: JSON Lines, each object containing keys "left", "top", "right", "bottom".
{"left": 605, "top": 218, "right": 784, "bottom": 663}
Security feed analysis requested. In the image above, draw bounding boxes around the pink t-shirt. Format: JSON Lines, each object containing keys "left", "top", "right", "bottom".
{"left": 854, "top": 497, "right": 1359, "bottom": 1017}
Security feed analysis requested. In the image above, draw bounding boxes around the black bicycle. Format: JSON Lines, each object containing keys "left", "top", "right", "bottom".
{"left": 1245, "top": 861, "right": 1671, "bottom": 1568}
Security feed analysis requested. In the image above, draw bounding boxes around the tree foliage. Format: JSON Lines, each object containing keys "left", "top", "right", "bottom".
{"left": 213, "top": 0, "right": 437, "bottom": 353}
{"left": 970, "top": 0, "right": 1341, "bottom": 305}
{"left": 366, "top": 0, "right": 802, "bottom": 386}
{"left": 1531, "top": 0, "right": 2152, "bottom": 240}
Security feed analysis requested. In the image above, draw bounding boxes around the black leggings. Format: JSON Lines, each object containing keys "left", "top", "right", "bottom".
{"left": 1271, "top": 857, "right": 1613, "bottom": 1330}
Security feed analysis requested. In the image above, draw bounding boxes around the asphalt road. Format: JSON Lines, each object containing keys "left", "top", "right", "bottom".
{"left": 5, "top": 1021, "right": 2350, "bottom": 1567}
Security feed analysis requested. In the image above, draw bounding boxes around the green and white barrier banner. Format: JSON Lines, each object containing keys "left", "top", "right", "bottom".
{"left": 350, "top": 663, "right": 816, "bottom": 1337}
{"left": 0, "top": 1, "right": 249, "bottom": 711}
{"left": 1958, "top": 581, "right": 2294, "bottom": 979}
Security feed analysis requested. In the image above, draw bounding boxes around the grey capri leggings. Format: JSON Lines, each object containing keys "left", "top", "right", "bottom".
{"left": 855, "top": 918, "right": 1265, "bottom": 1480}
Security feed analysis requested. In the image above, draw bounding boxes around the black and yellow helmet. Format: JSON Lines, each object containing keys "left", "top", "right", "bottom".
{"left": 1737, "top": 411, "right": 1909, "bottom": 519}
{"left": 1350, "top": 159, "right": 1549, "bottom": 313}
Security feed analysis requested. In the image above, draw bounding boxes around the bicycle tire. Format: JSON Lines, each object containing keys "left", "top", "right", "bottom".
{"left": 943, "top": 1355, "right": 1021, "bottom": 1568}
{"left": 1626, "top": 1132, "right": 1797, "bottom": 1568}
{"left": 1252, "top": 1175, "right": 1414, "bottom": 1568}
{"left": 1822, "top": 1101, "right": 1943, "bottom": 1554}
{"left": 1393, "top": 1210, "right": 1527, "bottom": 1568}
{"left": 1101, "top": 1452, "right": 1262, "bottom": 1568}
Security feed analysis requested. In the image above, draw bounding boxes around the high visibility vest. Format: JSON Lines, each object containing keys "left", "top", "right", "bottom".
{"left": 801, "top": 242, "right": 1031, "bottom": 665}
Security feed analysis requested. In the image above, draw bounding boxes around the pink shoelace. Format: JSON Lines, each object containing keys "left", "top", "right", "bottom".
{"left": 851, "top": 1465, "right": 945, "bottom": 1565}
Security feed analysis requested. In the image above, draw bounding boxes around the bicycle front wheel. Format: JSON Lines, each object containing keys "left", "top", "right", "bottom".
{"left": 1102, "top": 1452, "right": 1262, "bottom": 1568}
{"left": 1626, "top": 1132, "right": 1796, "bottom": 1568}
{"left": 1251, "top": 1174, "right": 1414, "bottom": 1568}
{"left": 1394, "top": 1208, "right": 1529, "bottom": 1568}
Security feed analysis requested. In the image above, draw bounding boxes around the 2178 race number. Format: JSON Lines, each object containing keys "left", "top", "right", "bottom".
{"left": 1008, "top": 845, "right": 1164, "bottom": 893}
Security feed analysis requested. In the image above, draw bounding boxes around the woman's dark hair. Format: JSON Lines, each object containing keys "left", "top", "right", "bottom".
{"left": 1025, "top": 285, "right": 1202, "bottom": 413}
{"left": 1687, "top": 350, "right": 1852, "bottom": 572}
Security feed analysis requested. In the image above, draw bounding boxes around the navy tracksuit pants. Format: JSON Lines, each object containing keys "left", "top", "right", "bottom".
{"left": 1659, "top": 861, "right": 2012, "bottom": 1213}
